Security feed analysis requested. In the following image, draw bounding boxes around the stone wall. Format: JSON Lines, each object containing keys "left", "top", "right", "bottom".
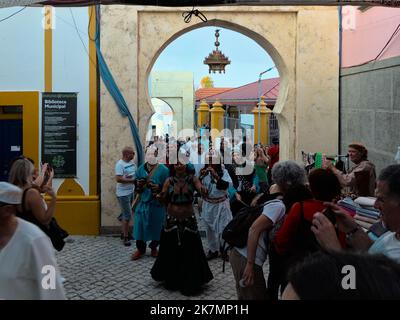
{"left": 340, "top": 56, "right": 400, "bottom": 174}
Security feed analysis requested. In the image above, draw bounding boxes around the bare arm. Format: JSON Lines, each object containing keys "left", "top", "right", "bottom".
{"left": 242, "top": 215, "right": 273, "bottom": 286}
{"left": 115, "top": 175, "right": 135, "bottom": 184}
{"left": 260, "top": 153, "right": 270, "bottom": 165}
{"left": 193, "top": 176, "right": 207, "bottom": 195}
{"left": 26, "top": 187, "right": 56, "bottom": 225}
{"left": 312, "top": 204, "right": 374, "bottom": 252}
{"left": 331, "top": 166, "right": 355, "bottom": 187}
{"left": 33, "top": 163, "right": 48, "bottom": 187}
{"left": 156, "top": 178, "right": 171, "bottom": 203}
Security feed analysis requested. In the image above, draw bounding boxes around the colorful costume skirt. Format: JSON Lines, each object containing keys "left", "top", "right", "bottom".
{"left": 150, "top": 215, "right": 213, "bottom": 296}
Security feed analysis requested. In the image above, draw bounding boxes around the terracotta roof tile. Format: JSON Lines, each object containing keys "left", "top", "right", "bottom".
{"left": 198, "top": 78, "right": 280, "bottom": 104}
{"left": 195, "top": 88, "right": 232, "bottom": 100}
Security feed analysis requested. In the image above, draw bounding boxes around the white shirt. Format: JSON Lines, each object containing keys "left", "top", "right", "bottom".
{"left": 236, "top": 200, "right": 286, "bottom": 266}
{"left": 202, "top": 168, "right": 233, "bottom": 198}
{"left": 368, "top": 231, "right": 400, "bottom": 263}
{"left": 115, "top": 159, "right": 136, "bottom": 197}
{"left": 0, "top": 218, "right": 66, "bottom": 300}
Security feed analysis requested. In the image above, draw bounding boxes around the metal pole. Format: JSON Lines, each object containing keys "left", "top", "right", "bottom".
{"left": 257, "top": 66, "right": 276, "bottom": 146}
{"left": 257, "top": 77, "right": 261, "bottom": 145}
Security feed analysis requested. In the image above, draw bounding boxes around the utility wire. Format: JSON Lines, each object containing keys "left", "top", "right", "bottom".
{"left": 345, "top": 23, "right": 400, "bottom": 68}
{"left": 69, "top": 8, "right": 97, "bottom": 67}
{"left": 0, "top": 6, "right": 26, "bottom": 24}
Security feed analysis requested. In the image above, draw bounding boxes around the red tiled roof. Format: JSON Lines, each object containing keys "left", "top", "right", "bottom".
{"left": 195, "top": 88, "right": 232, "bottom": 100}
{"left": 198, "top": 78, "right": 280, "bottom": 105}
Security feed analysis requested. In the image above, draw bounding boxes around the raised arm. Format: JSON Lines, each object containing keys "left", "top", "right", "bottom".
{"left": 156, "top": 178, "right": 171, "bottom": 203}
{"left": 193, "top": 176, "right": 207, "bottom": 196}
{"left": 26, "top": 187, "right": 56, "bottom": 226}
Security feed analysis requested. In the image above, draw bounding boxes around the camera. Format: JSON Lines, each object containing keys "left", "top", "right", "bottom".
{"left": 41, "top": 164, "right": 53, "bottom": 187}
{"left": 135, "top": 178, "right": 147, "bottom": 193}
{"left": 323, "top": 207, "right": 337, "bottom": 225}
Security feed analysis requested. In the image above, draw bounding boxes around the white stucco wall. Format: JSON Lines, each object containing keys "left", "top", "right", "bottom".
{"left": 0, "top": 6, "right": 91, "bottom": 195}
{"left": 150, "top": 71, "right": 194, "bottom": 134}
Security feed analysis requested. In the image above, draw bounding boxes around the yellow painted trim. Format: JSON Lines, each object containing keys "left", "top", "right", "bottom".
{"left": 88, "top": 6, "right": 98, "bottom": 196}
{"left": 53, "top": 200, "right": 100, "bottom": 235}
{"left": 45, "top": 195, "right": 99, "bottom": 201}
{"left": 0, "top": 92, "right": 39, "bottom": 164}
{"left": 44, "top": 6, "right": 53, "bottom": 92}
{"left": 58, "top": 179, "right": 85, "bottom": 196}
{"left": 0, "top": 114, "right": 22, "bottom": 120}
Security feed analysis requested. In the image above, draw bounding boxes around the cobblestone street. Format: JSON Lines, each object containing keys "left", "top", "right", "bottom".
{"left": 55, "top": 235, "right": 269, "bottom": 300}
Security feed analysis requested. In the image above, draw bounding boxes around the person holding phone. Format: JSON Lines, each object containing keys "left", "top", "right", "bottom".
{"left": 311, "top": 164, "right": 400, "bottom": 264}
{"left": 199, "top": 153, "right": 233, "bottom": 260}
{"left": 8, "top": 158, "right": 58, "bottom": 239}
{"left": 271, "top": 168, "right": 344, "bottom": 299}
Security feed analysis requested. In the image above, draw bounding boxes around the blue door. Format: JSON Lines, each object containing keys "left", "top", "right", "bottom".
{"left": 0, "top": 120, "right": 23, "bottom": 181}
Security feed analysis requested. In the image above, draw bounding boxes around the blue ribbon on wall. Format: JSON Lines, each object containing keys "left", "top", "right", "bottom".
{"left": 94, "top": 6, "right": 144, "bottom": 165}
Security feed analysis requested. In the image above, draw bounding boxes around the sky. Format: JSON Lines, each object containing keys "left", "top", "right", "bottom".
{"left": 152, "top": 26, "right": 279, "bottom": 89}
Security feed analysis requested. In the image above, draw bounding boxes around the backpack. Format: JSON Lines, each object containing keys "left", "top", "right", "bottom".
{"left": 222, "top": 199, "right": 282, "bottom": 248}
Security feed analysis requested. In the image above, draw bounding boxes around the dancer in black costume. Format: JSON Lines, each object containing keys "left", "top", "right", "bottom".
{"left": 151, "top": 159, "right": 213, "bottom": 296}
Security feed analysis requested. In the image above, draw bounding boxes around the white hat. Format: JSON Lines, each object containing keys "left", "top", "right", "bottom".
{"left": 0, "top": 182, "right": 22, "bottom": 205}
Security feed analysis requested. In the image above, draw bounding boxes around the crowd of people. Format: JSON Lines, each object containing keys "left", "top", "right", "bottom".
{"left": 2, "top": 134, "right": 400, "bottom": 300}
{"left": 114, "top": 134, "right": 400, "bottom": 299}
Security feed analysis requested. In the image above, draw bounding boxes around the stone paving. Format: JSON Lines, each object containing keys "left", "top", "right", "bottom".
{"left": 55, "top": 235, "right": 269, "bottom": 300}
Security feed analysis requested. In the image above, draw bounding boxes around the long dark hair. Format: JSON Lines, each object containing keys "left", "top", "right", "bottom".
{"left": 282, "top": 184, "right": 313, "bottom": 212}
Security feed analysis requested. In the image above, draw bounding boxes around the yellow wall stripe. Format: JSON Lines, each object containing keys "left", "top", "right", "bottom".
{"left": 44, "top": 6, "right": 53, "bottom": 92}
{"left": 88, "top": 6, "right": 98, "bottom": 196}
{"left": 0, "top": 92, "right": 39, "bottom": 166}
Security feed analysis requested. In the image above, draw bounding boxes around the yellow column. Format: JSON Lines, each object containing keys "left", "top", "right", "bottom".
{"left": 197, "top": 100, "right": 210, "bottom": 129}
{"left": 210, "top": 100, "right": 225, "bottom": 143}
{"left": 252, "top": 96, "right": 270, "bottom": 145}
{"left": 44, "top": 6, "right": 53, "bottom": 92}
{"left": 88, "top": 6, "right": 98, "bottom": 196}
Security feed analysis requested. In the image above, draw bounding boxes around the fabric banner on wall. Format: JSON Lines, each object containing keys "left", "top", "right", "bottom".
{"left": 41, "top": 92, "right": 77, "bottom": 178}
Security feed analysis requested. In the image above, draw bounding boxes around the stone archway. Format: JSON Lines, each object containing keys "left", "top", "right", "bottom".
{"left": 149, "top": 71, "right": 194, "bottom": 136}
{"left": 147, "top": 97, "right": 174, "bottom": 140}
{"left": 100, "top": 5, "right": 339, "bottom": 228}
{"left": 131, "top": 7, "right": 339, "bottom": 161}
{"left": 139, "top": 16, "right": 292, "bottom": 158}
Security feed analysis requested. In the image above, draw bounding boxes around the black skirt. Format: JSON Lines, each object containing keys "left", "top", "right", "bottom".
{"left": 150, "top": 215, "right": 213, "bottom": 296}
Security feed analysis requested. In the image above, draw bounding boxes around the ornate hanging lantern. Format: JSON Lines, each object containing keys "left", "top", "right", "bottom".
{"left": 204, "top": 29, "right": 230, "bottom": 74}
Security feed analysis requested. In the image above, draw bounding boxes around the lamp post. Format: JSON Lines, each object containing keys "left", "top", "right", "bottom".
{"left": 257, "top": 66, "right": 275, "bottom": 145}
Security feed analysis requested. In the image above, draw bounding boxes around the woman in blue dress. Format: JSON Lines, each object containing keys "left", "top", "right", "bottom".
{"left": 131, "top": 145, "right": 169, "bottom": 260}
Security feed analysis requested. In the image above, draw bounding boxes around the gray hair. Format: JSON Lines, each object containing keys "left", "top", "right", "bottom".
{"left": 8, "top": 158, "right": 34, "bottom": 188}
{"left": 272, "top": 160, "right": 307, "bottom": 191}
